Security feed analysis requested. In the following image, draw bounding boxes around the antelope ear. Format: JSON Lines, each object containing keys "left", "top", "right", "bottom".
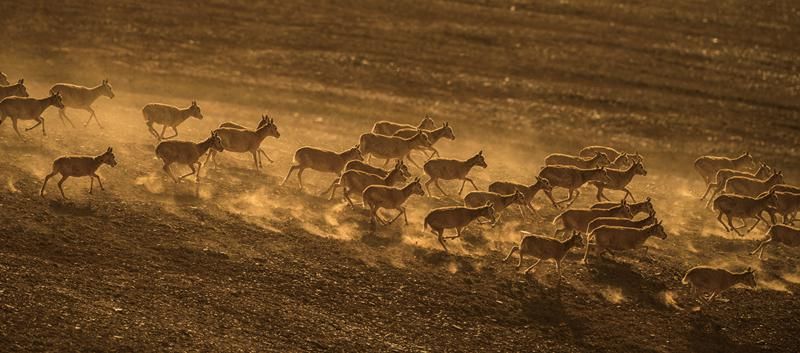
{"left": 646, "top": 196, "right": 651, "bottom": 201}
{"left": 18, "top": 79, "right": 23, "bottom": 84}
{"left": 107, "top": 147, "right": 112, "bottom": 153}
{"left": 747, "top": 266, "right": 753, "bottom": 272}
{"left": 479, "top": 150, "right": 483, "bottom": 155}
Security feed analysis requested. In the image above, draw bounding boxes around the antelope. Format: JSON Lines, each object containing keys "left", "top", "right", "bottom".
{"left": 538, "top": 166, "right": 611, "bottom": 207}
{"left": 362, "top": 177, "right": 425, "bottom": 225}
{"left": 218, "top": 115, "right": 271, "bottom": 130}
{"left": 329, "top": 160, "right": 409, "bottom": 207}
{"left": 281, "top": 145, "right": 362, "bottom": 191}
{"left": 424, "top": 202, "right": 495, "bottom": 253}
{"left": 588, "top": 162, "right": 647, "bottom": 202}
{"left": 750, "top": 224, "right": 800, "bottom": 260}
{"left": 393, "top": 122, "right": 455, "bottom": 160}
{"left": 49, "top": 79, "right": 114, "bottom": 128}
{"left": 488, "top": 177, "right": 558, "bottom": 218}
{"left": 0, "top": 79, "right": 28, "bottom": 100}
{"left": 768, "top": 184, "right": 800, "bottom": 194}
{"left": 583, "top": 221, "right": 668, "bottom": 264}
{"left": 0, "top": 72, "right": 8, "bottom": 85}
{"left": 590, "top": 197, "right": 655, "bottom": 216}
{"left": 702, "top": 163, "right": 772, "bottom": 204}
{"left": 320, "top": 160, "right": 411, "bottom": 197}
{"left": 694, "top": 152, "right": 756, "bottom": 185}
{"left": 712, "top": 191, "right": 777, "bottom": 236}
{"left": 142, "top": 101, "right": 203, "bottom": 140}
{"left": 682, "top": 266, "right": 756, "bottom": 305}
{"left": 607, "top": 153, "right": 635, "bottom": 169}
{"left": 358, "top": 130, "right": 431, "bottom": 167}
{"left": 344, "top": 160, "right": 409, "bottom": 178}
{"left": 40, "top": 147, "right": 117, "bottom": 199}
{"left": 544, "top": 152, "right": 610, "bottom": 169}
{"left": 763, "top": 191, "right": 800, "bottom": 224}
{"left": 579, "top": 146, "right": 643, "bottom": 164}
{"left": 0, "top": 92, "right": 64, "bottom": 137}
{"left": 155, "top": 131, "right": 223, "bottom": 183}
{"left": 206, "top": 115, "right": 280, "bottom": 170}
{"left": 372, "top": 114, "right": 435, "bottom": 135}
{"left": 463, "top": 190, "right": 526, "bottom": 224}
{"left": 552, "top": 201, "right": 633, "bottom": 237}
{"left": 722, "top": 171, "right": 784, "bottom": 197}
{"left": 423, "top": 151, "right": 487, "bottom": 196}
{"left": 587, "top": 211, "right": 657, "bottom": 233}
{"left": 504, "top": 231, "right": 584, "bottom": 277}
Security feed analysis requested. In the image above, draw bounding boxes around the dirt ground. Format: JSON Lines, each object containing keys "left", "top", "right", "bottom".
{"left": 1, "top": 0, "right": 799, "bottom": 352}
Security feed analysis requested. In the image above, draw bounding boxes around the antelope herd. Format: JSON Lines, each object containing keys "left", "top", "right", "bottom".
{"left": 2, "top": 72, "right": 799, "bottom": 307}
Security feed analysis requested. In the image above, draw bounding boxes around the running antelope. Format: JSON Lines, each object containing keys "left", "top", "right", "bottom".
{"left": 424, "top": 202, "right": 495, "bottom": 253}
{"left": 583, "top": 221, "right": 668, "bottom": 264}
{"left": 538, "top": 166, "right": 611, "bottom": 207}
{"left": 320, "top": 160, "right": 411, "bottom": 197}
{"left": 544, "top": 152, "right": 610, "bottom": 169}
{"left": 488, "top": 177, "right": 558, "bottom": 217}
{"left": 713, "top": 191, "right": 778, "bottom": 236}
{"left": 219, "top": 115, "right": 271, "bottom": 130}
{"left": 694, "top": 152, "right": 756, "bottom": 185}
{"left": 358, "top": 130, "right": 431, "bottom": 167}
{"left": 504, "top": 231, "right": 584, "bottom": 278}
{"left": 463, "top": 190, "right": 526, "bottom": 224}
{"left": 722, "top": 171, "right": 784, "bottom": 198}
{"left": 553, "top": 201, "right": 633, "bottom": 237}
{"left": 329, "top": 160, "right": 409, "bottom": 207}
{"left": 281, "top": 145, "right": 362, "bottom": 191}
{"left": 50, "top": 79, "right": 114, "bottom": 128}
{"left": 764, "top": 191, "right": 800, "bottom": 224}
{"left": 590, "top": 197, "right": 655, "bottom": 216}
{"left": 579, "top": 146, "right": 643, "bottom": 164}
{"left": 769, "top": 184, "right": 800, "bottom": 194}
{"left": 750, "top": 224, "right": 800, "bottom": 260}
{"left": 155, "top": 131, "right": 223, "bottom": 183}
{"left": 607, "top": 153, "right": 635, "bottom": 169}
{"left": 40, "top": 147, "right": 117, "bottom": 199}
{"left": 588, "top": 161, "right": 647, "bottom": 202}
{"left": 0, "top": 92, "right": 64, "bottom": 137}
{"left": 372, "top": 114, "right": 435, "bottom": 135}
{"left": 682, "top": 266, "right": 756, "bottom": 305}
{"left": 393, "top": 122, "right": 455, "bottom": 161}
{"left": 702, "top": 163, "right": 772, "bottom": 205}
{"left": 207, "top": 115, "right": 280, "bottom": 170}
{"left": 0, "top": 79, "right": 28, "bottom": 100}
{"left": 142, "top": 101, "right": 203, "bottom": 140}
{"left": 587, "top": 211, "right": 657, "bottom": 234}
{"left": 423, "top": 151, "right": 487, "bottom": 196}
{"left": 362, "top": 177, "right": 425, "bottom": 225}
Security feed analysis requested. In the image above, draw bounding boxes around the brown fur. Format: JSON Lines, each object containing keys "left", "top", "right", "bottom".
{"left": 281, "top": 145, "right": 363, "bottom": 191}
{"left": 142, "top": 101, "right": 203, "bottom": 140}
{"left": 40, "top": 147, "right": 117, "bottom": 199}
{"left": 50, "top": 80, "right": 114, "bottom": 128}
